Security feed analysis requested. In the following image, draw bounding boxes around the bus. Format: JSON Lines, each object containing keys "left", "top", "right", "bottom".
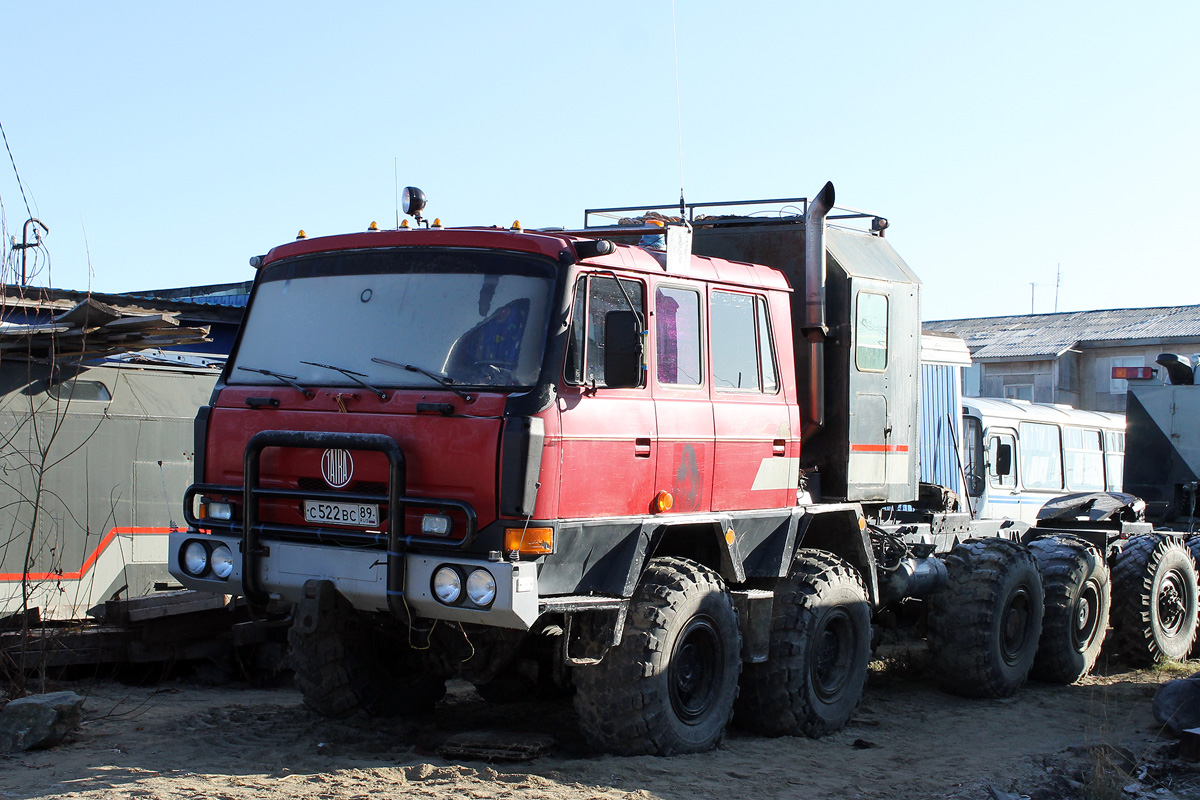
{"left": 961, "top": 398, "right": 1125, "bottom": 523}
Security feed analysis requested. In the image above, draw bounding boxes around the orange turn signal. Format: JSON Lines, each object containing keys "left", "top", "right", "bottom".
{"left": 653, "top": 491, "right": 674, "bottom": 513}
{"left": 505, "top": 526, "right": 554, "bottom": 556}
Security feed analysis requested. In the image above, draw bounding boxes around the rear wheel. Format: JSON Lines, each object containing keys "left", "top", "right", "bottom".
{"left": 572, "top": 557, "right": 741, "bottom": 756}
{"left": 928, "top": 538, "right": 1043, "bottom": 698}
{"left": 1027, "top": 535, "right": 1111, "bottom": 683}
{"left": 734, "top": 550, "right": 871, "bottom": 737}
{"left": 1112, "top": 534, "right": 1199, "bottom": 664}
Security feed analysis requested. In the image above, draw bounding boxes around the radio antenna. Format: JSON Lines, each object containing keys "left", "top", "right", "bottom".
{"left": 671, "top": 0, "right": 686, "bottom": 219}
{"left": 394, "top": 158, "right": 400, "bottom": 230}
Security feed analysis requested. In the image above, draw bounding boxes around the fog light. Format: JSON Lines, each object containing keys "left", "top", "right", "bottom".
{"left": 432, "top": 567, "right": 461, "bottom": 604}
{"left": 421, "top": 514, "right": 451, "bottom": 537}
{"left": 210, "top": 544, "right": 234, "bottom": 579}
{"left": 182, "top": 541, "right": 209, "bottom": 577}
{"left": 466, "top": 569, "right": 496, "bottom": 606}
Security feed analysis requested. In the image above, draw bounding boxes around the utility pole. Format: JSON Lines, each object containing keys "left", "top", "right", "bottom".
{"left": 10, "top": 218, "right": 49, "bottom": 285}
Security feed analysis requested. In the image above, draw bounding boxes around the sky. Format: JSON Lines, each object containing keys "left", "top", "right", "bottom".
{"left": 0, "top": 1, "right": 1196, "bottom": 321}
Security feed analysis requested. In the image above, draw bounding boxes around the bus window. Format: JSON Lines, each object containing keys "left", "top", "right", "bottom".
{"left": 1064, "top": 427, "right": 1104, "bottom": 491}
{"left": 1105, "top": 430, "right": 1125, "bottom": 491}
{"left": 964, "top": 416, "right": 984, "bottom": 496}
{"left": 989, "top": 431, "right": 1017, "bottom": 490}
{"left": 1018, "top": 422, "right": 1063, "bottom": 491}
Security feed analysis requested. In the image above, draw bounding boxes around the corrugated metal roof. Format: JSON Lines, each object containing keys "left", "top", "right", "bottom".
{"left": 925, "top": 305, "right": 1200, "bottom": 360}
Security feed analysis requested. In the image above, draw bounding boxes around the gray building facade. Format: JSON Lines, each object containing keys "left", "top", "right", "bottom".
{"left": 924, "top": 306, "right": 1200, "bottom": 413}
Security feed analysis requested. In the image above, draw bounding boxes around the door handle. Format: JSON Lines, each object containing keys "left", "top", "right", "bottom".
{"left": 772, "top": 439, "right": 786, "bottom": 456}
{"left": 635, "top": 437, "right": 652, "bottom": 458}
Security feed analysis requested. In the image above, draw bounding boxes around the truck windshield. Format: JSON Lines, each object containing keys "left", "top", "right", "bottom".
{"left": 229, "top": 248, "right": 556, "bottom": 390}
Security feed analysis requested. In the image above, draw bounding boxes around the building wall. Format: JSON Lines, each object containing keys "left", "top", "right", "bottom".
{"left": 966, "top": 338, "right": 1200, "bottom": 412}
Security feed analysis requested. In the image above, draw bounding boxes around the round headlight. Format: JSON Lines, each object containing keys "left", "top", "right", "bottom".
{"left": 210, "top": 544, "right": 234, "bottom": 579}
{"left": 466, "top": 569, "right": 496, "bottom": 606}
{"left": 432, "top": 567, "right": 461, "bottom": 604}
{"left": 182, "top": 541, "right": 209, "bottom": 577}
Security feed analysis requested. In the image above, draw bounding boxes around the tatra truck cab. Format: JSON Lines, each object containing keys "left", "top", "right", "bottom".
{"left": 170, "top": 185, "right": 1192, "bottom": 755}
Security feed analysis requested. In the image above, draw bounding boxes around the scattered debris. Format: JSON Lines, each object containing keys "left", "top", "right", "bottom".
{"left": 0, "top": 691, "right": 84, "bottom": 753}
{"left": 1153, "top": 670, "right": 1200, "bottom": 735}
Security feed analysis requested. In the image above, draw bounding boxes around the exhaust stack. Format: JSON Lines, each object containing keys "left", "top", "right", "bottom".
{"left": 800, "top": 181, "right": 835, "bottom": 439}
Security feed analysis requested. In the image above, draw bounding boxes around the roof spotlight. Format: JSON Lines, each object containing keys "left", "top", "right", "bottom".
{"left": 402, "top": 187, "right": 427, "bottom": 217}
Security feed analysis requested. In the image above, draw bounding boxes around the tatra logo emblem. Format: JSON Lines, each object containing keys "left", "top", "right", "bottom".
{"left": 321, "top": 449, "right": 353, "bottom": 488}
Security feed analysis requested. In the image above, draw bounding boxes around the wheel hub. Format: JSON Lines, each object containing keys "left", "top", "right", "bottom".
{"left": 1157, "top": 570, "right": 1188, "bottom": 636}
{"left": 812, "top": 610, "right": 855, "bottom": 701}
{"left": 1000, "top": 587, "right": 1034, "bottom": 665}
{"left": 669, "top": 616, "right": 723, "bottom": 724}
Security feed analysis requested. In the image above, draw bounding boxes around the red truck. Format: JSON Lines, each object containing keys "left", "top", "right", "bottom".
{"left": 169, "top": 184, "right": 1194, "bottom": 755}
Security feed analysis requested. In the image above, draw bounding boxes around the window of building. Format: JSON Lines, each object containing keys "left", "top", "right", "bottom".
{"left": 564, "top": 274, "right": 645, "bottom": 387}
{"left": 855, "top": 292, "right": 889, "bottom": 372}
{"left": 1063, "top": 426, "right": 1104, "bottom": 491}
{"left": 655, "top": 286, "right": 702, "bottom": 386}
{"left": 1004, "top": 384, "right": 1034, "bottom": 401}
{"left": 1110, "top": 356, "right": 1145, "bottom": 394}
{"left": 711, "top": 291, "right": 777, "bottom": 392}
{"left": 1018, "top": 421, "right": 1063, "bottom": 490}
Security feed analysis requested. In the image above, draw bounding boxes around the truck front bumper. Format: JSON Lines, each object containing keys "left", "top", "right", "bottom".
{"left": 168, "top": 530, "right": 540, "bottom": 630}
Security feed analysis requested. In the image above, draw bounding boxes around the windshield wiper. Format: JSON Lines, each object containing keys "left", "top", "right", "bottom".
{"left": 371, "top": 357, "right": 473, "bottom": 402}
{"left": 300, "top": 361, "right": 388, "bottom": 400}
{"left": 236, "top": 366, "right": 314, "bottom": 398}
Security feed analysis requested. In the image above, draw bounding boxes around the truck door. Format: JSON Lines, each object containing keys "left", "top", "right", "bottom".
{"left": 709, "top": 290, "right": 793, "bottom": 510}
{"left": 652, "top": 283, "right": 713, "bottom": 513}
{"left": 557, "top": 274, "right": 656, "bottom": 517}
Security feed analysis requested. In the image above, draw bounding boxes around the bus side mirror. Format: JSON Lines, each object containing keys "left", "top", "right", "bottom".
{"left": 603, "top": 310, "right": 643, "bottom": 389}
{"left": 996, "top": 443, "right": 1012, "bottom": 476}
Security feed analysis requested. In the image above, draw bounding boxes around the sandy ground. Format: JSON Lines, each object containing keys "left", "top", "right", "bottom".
{"left": 1, "top": 652, "right": 1197, "bottom": 800}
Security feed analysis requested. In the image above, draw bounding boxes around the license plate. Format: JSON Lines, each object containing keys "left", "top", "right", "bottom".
{"left": 303, "top": 500, "right": 379, "bottom": 527}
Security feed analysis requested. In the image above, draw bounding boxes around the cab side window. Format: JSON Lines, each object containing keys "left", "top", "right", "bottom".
{"left": 855, "top": 291, "right": 889, "bottom": 372}
{"left": 655, "top": 286, "right": 702, "bottom": 386}
{"left": 564, "top": 275, "right": 645, "bottom": 387}
{"left": 710, "top": 291, "right": 777, "bottom": 393}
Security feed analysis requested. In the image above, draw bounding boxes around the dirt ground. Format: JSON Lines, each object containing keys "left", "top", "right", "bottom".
{"left": 1, "top": 651, "right": 1198, "bottom": 800}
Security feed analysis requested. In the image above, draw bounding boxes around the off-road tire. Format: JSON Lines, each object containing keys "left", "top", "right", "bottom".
{"left": 1111, "top": 534, "right": 1199, "bottom": 664}
{"left": 1189, "top": 536, "right": 1200, "bottom": 658}
{"left": 734, "top": 550, "right": 871, "bottom": 737}
{"left": 288, "top": 610, "right": 446, "bottom": 718}
{"left": 1027, "top": 534, "right": 1111, "bottom": 683}
{"left": 928, "top": 538, "right": 1043, "bottom": 698}
{"left": 572, "top": 557, "right": 742, "bottom": 756}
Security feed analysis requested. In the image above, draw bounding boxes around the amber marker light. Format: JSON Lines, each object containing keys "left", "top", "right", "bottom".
{"left": 511, "top": 220, "right": 523, "bottom": 231}
{"left": 725, "top": 528, "right": 736, "bottom": 545}
{"left": 400, "top": 219, "right": 410, "bottom": 229}
{"left": 653, "top": 491, "right": 674, "bottom": 513}
{"left": 296, "top": 229, "right": 307, "bottom": 240}
{"left": 368, "top": 221, "right": 379, "bottom": 231}
{"left": 431, "top": 218, "right": 443, "bottom": 229}
{"left": 505, "top": 526, "right": 554, "bottom": 556}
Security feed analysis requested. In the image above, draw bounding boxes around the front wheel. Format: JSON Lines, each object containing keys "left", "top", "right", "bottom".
{"left": 734, "top": 550, "right": 871, "bottom": 737}
{"left": 1112, "top": 534, "right": 1199, "bottom": 664}
{"left": 572, "top": 557, "right": 742, "bottom": 756}
{"left": 928, "top": 538, "right": 1043, "bottom": 698}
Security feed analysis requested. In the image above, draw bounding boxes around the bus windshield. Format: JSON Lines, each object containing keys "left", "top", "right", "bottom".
{"left": 229, "top": 248, "right": 556, "bottom": 390}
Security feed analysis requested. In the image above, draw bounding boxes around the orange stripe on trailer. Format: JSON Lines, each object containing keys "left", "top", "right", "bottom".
{"left": 849, "top": 444, "right": 910, "bottom": 453}
{"left": 0, "top": 527, "right": 176, "bottom": 582}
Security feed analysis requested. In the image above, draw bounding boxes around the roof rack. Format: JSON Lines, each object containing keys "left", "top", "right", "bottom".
{"left": 579, "top": 196, "right": 889, "bottom": 235}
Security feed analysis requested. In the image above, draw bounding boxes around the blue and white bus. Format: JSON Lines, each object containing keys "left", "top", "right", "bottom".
{"left": 961, "top": 398, "right": 1125, "bottom": 523}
